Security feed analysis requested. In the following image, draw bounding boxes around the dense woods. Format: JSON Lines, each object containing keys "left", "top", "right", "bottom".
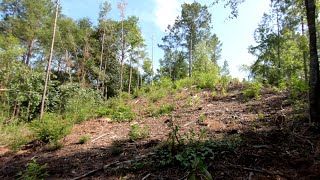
{"left": 1, "top": 0, "right": 320, "bottom": 179}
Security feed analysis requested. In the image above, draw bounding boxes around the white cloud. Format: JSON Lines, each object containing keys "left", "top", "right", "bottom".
{"left": 154, "top": 0, "right": 191, "bottom": 31}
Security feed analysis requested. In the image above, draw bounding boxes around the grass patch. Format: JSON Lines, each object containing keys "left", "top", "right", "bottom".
{"left": 146, "top": 104, "right": 175, "bottom": 117}
{"left": 31, "top": 113, "right": 72, "bottom": 144}
{"left": 128, "top": 123, "right": 150, "bottom": 141}
{"left": 17, "top": 159, "right": 48, "bottom": 180}
{"left": 0, "top": 122, "right": 33, "bottom": 151}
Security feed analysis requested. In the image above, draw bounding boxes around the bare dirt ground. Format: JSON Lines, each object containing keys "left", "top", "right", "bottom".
{"left": 1, "top": 86, "right": 320, "bottom": 180}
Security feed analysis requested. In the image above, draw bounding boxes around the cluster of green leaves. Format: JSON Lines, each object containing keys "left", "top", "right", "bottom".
{"left": 152, "top": 124, "right": 241, "bottom": 179}
{"left": 0, "top": 122, "right": 33, "bottom": 151}
{"left": 146, "top": 104, "right": 175, "bottom": 117}
{"left": 31, "top": 113, "right": 72, "bottom": 144}
{"left": 128, "top": 123, "right": 150, "bottom": 141}
{"left": 62, "top": 85, "right": 103, "bottom": 123}
{"left": 17, "top": 159, "right": 48, "bottom": 180}
{"left": 243, "top": 81, "right": 263, "bottom": 99}
{"left": 96, "top": 96, "right": 136, "bottom": 122}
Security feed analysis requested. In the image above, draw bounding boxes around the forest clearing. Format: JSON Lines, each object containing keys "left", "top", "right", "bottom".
{"left": 1, "top": 0, "right": 320, "bottom": 179}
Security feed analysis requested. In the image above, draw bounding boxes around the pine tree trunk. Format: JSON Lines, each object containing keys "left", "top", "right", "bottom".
{"left": 189, "top": 35, "right": 193, "bottom": 78}
{"left": 128, "top": 56, "right": 132, "bottom": 94}
{"left": 301, "top": 16, "right": 309, "bottom": 84}
{"left": 98, "top": 27, "right": 106, "bottom": 91}
{"left": 120, "top": 21, "right": 125, "bottom": 91}
{"left": 305, "top": 0, "right": 320, "bottom": 122}
{"left": 25, "top": 39, "right": 34, "bottom": 65}
{"left": 39, "top": 0, "right": 60, "bottom": 122}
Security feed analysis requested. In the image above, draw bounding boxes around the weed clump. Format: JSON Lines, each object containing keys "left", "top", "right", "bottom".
{"left": 128, "top": 123, "right": 149, "bottom": 141}
{"left": 243, "top": 81, "right": 263, "bottom": 99}
{"left": 17, "top": 159, "right": 47, "bottom": 180}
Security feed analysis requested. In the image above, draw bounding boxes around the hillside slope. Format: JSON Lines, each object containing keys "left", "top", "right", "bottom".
{"left": 1, "top": 86, "right": 320, "bottom": 180}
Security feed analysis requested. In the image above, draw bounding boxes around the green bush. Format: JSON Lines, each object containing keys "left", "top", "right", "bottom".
{"left": 119, "top": 92, "right": 132, "bottom": 100}
{"left": 17, "top": 159, "right": 47, "bottom": 180}
{"left": 243, "top": 81, "right": 263, "bottom": 99}
{"left": 289, "top": 78, "right": 308, "bottom": 99}
{"left": 220, "top": 75, "right": 232, "bottom": 89}
{"left": 175, "top": 77, "right": 194, "bottom": 90}
{"left": 111, "top": 106, "right": 136, "bottom": 122}
{"left": 148, "top": 88, "right": 167, "bottom": 102}
{"left": 31, "top": 113, "right": 71, "bottom": 143}
{"left": 128, "top": 123, "right": 149, "bottom": 141}
{"left": 63, "top": 88, "right": 102, "bottom": 123}
{"left": 158, "top": 104, "right": 175, "bottom": 115}
{"left": 193, "top": 72, "right": 219, "bottom": 90}
{"left": 0, "top": 122, "right": 32, "bottom": 151}
{"left": 147, "top": 104, "right": 175, "bottom": 117}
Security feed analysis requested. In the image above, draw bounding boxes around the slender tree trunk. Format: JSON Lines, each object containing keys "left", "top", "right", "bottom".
{"left": 189, "top": 34, "right": 193, "bottom": 78}
{"left": 305, "top": 0, "right": 320, "bottom": 122}
{"left": 103, "top": 57, "right": 108, "bottom": 98}
{"left": 65, "top": 49, "right": 72, "bottom": 82}
{"left": 120, "top": 21, "right": 125, "bottom": 91}
{"left": 25, "top": 39, "right": 34, "bottom": 65}
{"left": 301, "top": 16, "right": 309, "bottom": 84}
{"left": 98, "top": 27, "right": 106, "bottom": 91}
{"left": 39, "top": 0, "right": 60, "bottom": 122}
{"left": 128, "top": 56, "right": 132, "bottom": 94}
{"left": 276, "top": 0, "right": 281, "bottom": 77}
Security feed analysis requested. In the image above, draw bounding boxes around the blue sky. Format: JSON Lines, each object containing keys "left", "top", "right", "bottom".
{"left": 61, "top": 0, "right": 271, "bottom": 79}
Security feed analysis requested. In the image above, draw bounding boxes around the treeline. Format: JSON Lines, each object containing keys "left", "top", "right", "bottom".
{"left": 0, "top": 0, "right": 151, "bottom": 122}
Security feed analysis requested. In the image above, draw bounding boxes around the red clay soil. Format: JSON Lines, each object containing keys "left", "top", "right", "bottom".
{"left": 1, "top": 87, "right": 320, "bottom": 180}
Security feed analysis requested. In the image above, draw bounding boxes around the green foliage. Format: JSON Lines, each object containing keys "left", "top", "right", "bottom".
{"left": 17, "top": 159, "right": 48, "bottom": 180}
{"left": 147, "top": 88, "right": 167, "bottom": 102}
{"left": 128, "top": 123, "right": 150, "bottom": 141}
{"left": 151, "top": 118, "right": 242, "bottom": 176}
{"left": 63, "top": 87, "right": 102, "bottom": 123}
{"left": 193, "top": 72, "right": 219, "bottom": 90}
{"left": 158, "top": 104, "right": 175, "bottom": 115}
{"left": 78, "top": 135, "right": 90, "bottom": 144}
{"left": 243, "top": 81, "right": 263, "bottom": 99}
{"left": 188, "top": 157, "right": 213, "bottom": 180}
{"left": 146, "top": 104, "right": 175, "bottom": 117}
{"left": 31, "top": 113, "right": 71, "bottom": 143}
{"left": 185, "top": 95, "right": 201, "bottom": 107}
{"left": 0, "top": 122, "right": 33, "bottom": 151}
{"left": 289, "top": 78, "right": 308, "bottom": 99}
{"left": 220, "top": 75, "right": 231, "bottom": 89}
{"left": 175, "top": 77, "right": 194, "bottom": 90}
{"left": 111, "top": 106, "right": 135, "bottom": 122}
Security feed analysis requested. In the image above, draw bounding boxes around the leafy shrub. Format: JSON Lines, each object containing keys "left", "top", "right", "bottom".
{"left": 0, "top": 122, "right": 32, "bottom": 151}
{"left": 158, "top": 104, "right": 175, "bottom": 115}
{"left": 78, "top": 135, "right": 89, "bottom": 144}
{"left": 146, "top": 104, "right": 175, "bottom": 117}
{"left": 193, "top": 72, "right": 219, "bottom": 90}
{"left": 156, "top": 78, "right": 173, "bottom": 89}
{"left": 17, "top": 159, "right": 47, "bottom": 180}
{"left": 128, "top": 123, "right": 149, "bottom": 141}
{"left": 147, "top": 88, "right": 167, "bottom": 102}
{"left": 185, "top": 95, "right": 201, "bottom": 107}
{"left": 220, "top": 75, "right": 231, "bottom": 89}
{"left": 64, "top": 88, "right": 102, "bottom": 123}
{"left": 31, "top": 113, "right": 71, "bottom": 143}
{"left": 175, "top": 77, "right": 194, "bottom": 90}
{"left": 243, "top": 81, "right": 263, "bottom": 99}
{"left": 119, "top": 92, "right": 132, "bottom": 100}
{"left": 289, "top": 78, "right": 308, "bottom": 99}
{"left": 111, "top": 106, "right": 136, "bottom": 122}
